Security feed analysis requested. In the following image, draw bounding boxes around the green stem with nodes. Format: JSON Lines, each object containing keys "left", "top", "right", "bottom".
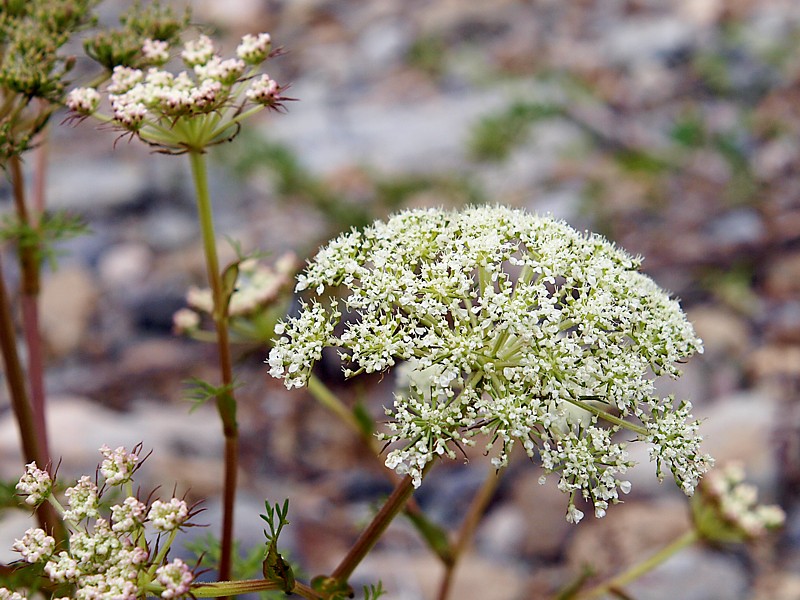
{"left": 577, "top": 530, "right": 699, "bottom": 599}
{"left": 436, "top": 466, "right": 502, "bottom": 600}
{"left": 188, "top": 150, "right": 238, "bottom": 588}
{"left": 330, "top": 470, "right": 427, "bottom": 584}
{"left": 565, "top": 397, "right": 648, "bottom": 437}
{"left": 192, "top": 579, "right": 322, "bottom": 599}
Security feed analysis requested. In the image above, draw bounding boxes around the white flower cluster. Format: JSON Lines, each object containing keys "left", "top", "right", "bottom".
{"left": 15, "top": 462, "right": 52, "bottom": 506}
{"left": 694, "top": 462, "right": 785, "bottom": 542}
{"left": 10, "top": 448, "right": 195, "bottom": 599}
{"left": 66, "top": 33, "right": 285, "bottom": 152}
{"left": 269, "top": 205, "right": 713, "bottom": 521}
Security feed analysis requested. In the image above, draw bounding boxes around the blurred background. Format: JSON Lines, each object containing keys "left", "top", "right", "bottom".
{"left": 1, "top": 0, "right": 800, "bottom": 598}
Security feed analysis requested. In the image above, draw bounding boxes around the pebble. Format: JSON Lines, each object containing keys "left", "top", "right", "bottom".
{"left": 39, "top": 265, "right": 98, "bottom": 357}
{"left": 97, "top": 242, "right": 153, "bottom": 291}
{"left": 0, "top": 395, "right": 223, "bottom": 495}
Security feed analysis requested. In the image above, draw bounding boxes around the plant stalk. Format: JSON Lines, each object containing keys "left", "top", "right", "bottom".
{"left": 0, "top": 254, "right": 63, "bottom": 542}
{"left": 306, "top": 375, "right": 453, "bottom": 564}
{"left": 188, "top": 150, "right": 238, "bottom": 588}
{"left": 192, "top": 578, "right": 321, "bottom": 599}
{"left": 330, "top": 472, "right": 422, "bottom": 583}
{"left": 578, "top": 529, "right": 699, "bottom": 599}
{"left": 8, "top": 154, "right": 49, "bottom": 464}
{"left": 436, "top": 467, "right": 501, "bottom": 600}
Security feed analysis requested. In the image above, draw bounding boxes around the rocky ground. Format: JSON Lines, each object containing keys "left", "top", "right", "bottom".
{"left": 2, "top": 0, "right": 800, "bottom": 598}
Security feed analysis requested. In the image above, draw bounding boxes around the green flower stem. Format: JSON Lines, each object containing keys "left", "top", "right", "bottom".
{"left": 306, "top": 373, "right": 365, "bottom": 439}
{"left": 146, "top": 529, "right": 180, "bottom": 580}
{"left": 0, "top": 254, "right": 64, "bottom": 543}
{"left": 436, "top": 466, "right": 502, "bottom": 600}
{"left": 192, "top": 578, "right": 322, "bottom": 599}
{"left": 330, "top": 470, "right": 425, "bottom": 584}
{"left": 188, "top": 150, "right": 238, "bottom": 587}
{"left": 565, "top": 396, "right": 648, "bottom": 437}
{"left": 8, "top": 154, "right": 49, "bottom": 465}
{"left": 578, "top": 529, "right": 699, "bottom": 599}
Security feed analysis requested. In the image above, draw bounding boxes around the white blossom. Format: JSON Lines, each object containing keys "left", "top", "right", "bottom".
{"left": 148, "top": 498, "right": 189, "bottom": 532}
{"left": 181, "top": 34, "right": 215, "bottom": 67}
{"left": 15, "top": 462, "right": 52, "bottom": 506}
{"left": 695, "top": 462, "right": 785, "bottom": 541}
{"left": 64, "top": 476, "right": 100, "bottom": 524}
{"left": 111, "top": 496, "right": 147, "bottom": 533}
{"left": 236, "top": 32, "right": 272, "bottom": 64}
{"left": 156, "top": 559, "right": 194, "bottom": 598}
{"left": 269, "top": 205, "right": 711, "bottom": 520}
{"left": 142, "top": 38, "right": 170, "bottom": 65}
{"left": 12, "top": 528, "right": 55, "bottom": 563}
{"left": 66, "top": 31, "right": 286, "bottom": 151}
{"left": 100, "top": 444, "right": 139, "bottom": 486}
{"left": 66, "top": 87, "right": 100, "bottom": 115}
{"left": 246, "top": 74, "right": 281, "bottom": 106}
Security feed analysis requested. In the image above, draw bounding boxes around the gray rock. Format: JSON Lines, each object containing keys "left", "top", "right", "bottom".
{"left": 601, "top": 17, "right": 697, "bottom": 67}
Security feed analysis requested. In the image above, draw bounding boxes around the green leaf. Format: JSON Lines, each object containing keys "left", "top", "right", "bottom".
{"left": 182, "top": 377, "right": 239, "bottom": 413}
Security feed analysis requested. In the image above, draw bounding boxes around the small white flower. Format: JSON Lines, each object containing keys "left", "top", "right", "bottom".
{"left": 173, "top": 307, "right": 200, "bottom": 333}
{"left": 194, "top": 56, "right": 245, "bottom": 85}
{"left": 66, "top": 88, "right": 101, "bottom": 115}
{"left": 100, "top": 444, "right": 139, "bottom": 486}
{"left": 111, "top": 497, "right": 147, "bottom": 533}
{"left": 12, "top": 528, "right": 55, "bottom": 563}
{"left": 64, "top": 476, "right": 100, "bottom": 524}
{"left": 148, "top": 498, "right": 189, "bottom": 532}
{"left": 108, "top": 66, "right": 144, "bottom": 94}
{"left": 142, "top": 38, "right": 170, "bottom": 65}
{"left": 245, "top": 74, "right": 281, "bottom": 106}
{"left": 0, "top": 588, "right": 27, "bottom": 600}
{"left": 156, "top": 559, "right": 193, "bottom": 598}
{"left": 236, "top": 32, "right": 272, "bottom": 64}
{"left": 16, "top": 462, "right": 52, "bottom": 506}
{"left": 181, "top": 34, "right": 215, "bottom": 67}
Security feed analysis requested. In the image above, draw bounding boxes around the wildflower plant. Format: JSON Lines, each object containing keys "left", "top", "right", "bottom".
{"left": 65, "top": 26, "right": 290, "bottom": 584}
{"left": 9, "top": 447, "right": 200, "bottom": 600}
{"left": 269, "top": 205, "right": 713, "bottom": 522}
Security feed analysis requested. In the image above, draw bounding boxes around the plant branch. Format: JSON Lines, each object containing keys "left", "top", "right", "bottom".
{"left": 436, "top": 466, "right": 501, "bottom": 600}
{"left": 188, "top": 150, "right": 238, "bottom": 589}
{"left": 192, "top": 578, "right": 322, "bottom": 599}
{"left": 330, "top": 471, "right": 424, "bottom": 583}
{"left": 8, "top": 154, "right": 49, "bottom": 464}
{"left": 306, "top": 374, "right": 453, "bottom": 564}
{"left": 0, "top": 253, "right": 62, "bottom": 542}
{"left": 577, "top": 530, "right": 699, "bottom": 599}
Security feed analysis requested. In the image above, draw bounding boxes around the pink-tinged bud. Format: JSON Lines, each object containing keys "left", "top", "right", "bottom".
{"left": 237, "top": 32, "right": 272, "bottom": 64}
{"left": 66, "top": 88, "right": 100, "bottom": 116}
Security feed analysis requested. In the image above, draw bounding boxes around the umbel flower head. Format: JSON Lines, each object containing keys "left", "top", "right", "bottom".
{"left": 173, "top": 252, "right": 297, "bottom": 344}
{"left": 12, "top": 447, "right": 197, "bottom": 599}
{"left": 269, "top": 205, "right": 713, "bottom": 522}
{"left": 692, "top": 462, "right": 785, "bottom": 544}
{"left": 66, "top": 31, "right": 286, "bottom": 153}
